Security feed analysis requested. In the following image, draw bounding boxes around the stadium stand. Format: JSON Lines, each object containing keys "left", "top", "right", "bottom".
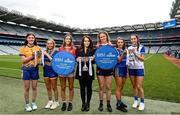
{"left": 144, "top": 47, "right": 150, "bottom": 54}
{"left": 0, "top": 0, "right": 180, "bottom": 55}
{"left": 170, "top": 45, "right": 180, "bottom": 50}
{"left": 0, "top": 49, "right": 7, "bottom": 55}
{"left": 0, "top": 45, "right": 19, "bottom": 55}
{"left": 149, "top": 46, "right": 160, "bottom": 54}
{"left": 158, "top": 46, "right": 169, "bottom": 53}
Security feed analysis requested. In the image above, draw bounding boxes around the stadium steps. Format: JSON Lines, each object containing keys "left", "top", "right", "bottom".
{"left": 8, "top": 46, "right": 19, "bottom": 51}
{"left": 0, "top": 50, "right": 7, "bottom": 55}
{"left": 148, "top": 47, "right": 151, "bottom": 54}
{"left": 156, "top": 46, "right": 161, "bottom": 54}
{"left": 0, "top": 49, "right": 8, "bottom": 55}
{"left": 147, "top": 46, "right": 150, "bottom": 54}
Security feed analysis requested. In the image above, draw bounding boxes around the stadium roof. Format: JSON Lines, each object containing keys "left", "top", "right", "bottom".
{"left": 0, "top": 0, "right": 180, "bottom": 35}
{"left": 0, "top": 6, "right": 76, "bottom": 33}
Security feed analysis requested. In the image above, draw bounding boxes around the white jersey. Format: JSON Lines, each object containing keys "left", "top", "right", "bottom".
{"left": 126, "top": 45, "right": 145, "bottom": 69}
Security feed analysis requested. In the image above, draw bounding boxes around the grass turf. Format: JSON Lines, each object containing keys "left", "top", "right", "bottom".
{"left": 1, "top": 76, "right": 180, "bottom": 114}
{"left": 0, "top": 54, "right": 180, "bottom": 103}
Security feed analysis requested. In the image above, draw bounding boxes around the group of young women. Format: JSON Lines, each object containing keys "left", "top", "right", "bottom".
{"left": 19, "top": 31, "right": 145, "bottom": 112}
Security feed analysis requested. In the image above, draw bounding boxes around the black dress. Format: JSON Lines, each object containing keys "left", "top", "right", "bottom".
{"left": 75, "top": 48, "right": 95, "bottom": 106}
{"left": 75, "top": 48, "right": 95, "bottom": 80}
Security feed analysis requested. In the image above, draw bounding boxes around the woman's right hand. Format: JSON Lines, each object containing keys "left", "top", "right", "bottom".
{"left": 123, "top": 50, "right": 127, "bottom": 55}
{"left": 43, "top": 51, "right": 48, "bottom": 56}
{"left": 76, "top": 57, "right": 80, "bottom": 62}
{"left": 118, "top": 55, "right": 121, "bottom": 61}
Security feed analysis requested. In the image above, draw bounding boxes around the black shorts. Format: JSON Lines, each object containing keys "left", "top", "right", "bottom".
{"left": 96, "top": 68, "right": 114, "bottom": 76}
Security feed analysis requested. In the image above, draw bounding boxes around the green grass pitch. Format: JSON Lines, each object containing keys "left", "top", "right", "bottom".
{"left": 0, "top": 54, "right": 180, "bottom": 114}
{"left": 0, "top": 54, "right": 179, "bottom": 102}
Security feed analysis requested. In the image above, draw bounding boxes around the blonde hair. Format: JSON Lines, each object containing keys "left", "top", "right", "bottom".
{"left": 46, "top": 38, "right": 56, "bottom": 51}
{"left": 97, "top": 31, "right": 111, "bottom": 44}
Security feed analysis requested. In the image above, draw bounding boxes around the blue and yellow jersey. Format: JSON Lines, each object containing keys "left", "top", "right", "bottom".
{"left": 19, "top": 45, "right": 42, "bottom": 67}
{"left": 44, "top": 50, "right": 58, "bottom": 67}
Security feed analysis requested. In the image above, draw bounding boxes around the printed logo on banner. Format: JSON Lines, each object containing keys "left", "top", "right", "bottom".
{"left": 95, "top": 45, "right": 118, "bottom": 69}
{"left": 52, "top": 51, "right": 75, "bottom": 76}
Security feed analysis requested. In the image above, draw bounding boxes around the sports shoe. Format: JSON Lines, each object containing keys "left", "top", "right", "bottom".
{"left": 61, "top": 102, "right": 67, "bottom": 111}
{"left": 45, "top": 100, "right": 53, "bottom": 109}
{"left": 67, "top": 102, "right": 73, "bottom": 111}
{"left": 25, "top": 103, "right": 32, "bottom": 112}
{"left": 116, "top": 102, "right": 128, "bottom": 112}
{"left": 32, "top": 102, "right": 38, "bottom": 110}
{"left": 107, "top": 104, "right": 112, "bottom": 112}
{"left": 50, "top": 101, "right": 59, "bottom": 109}
{"left": 98, "top": 103, "right": 103, "bottom": 111}
{"left": 116, "top": 105, "right": 128, "bottom": 112}
{"left": 132, "top": 100, "right": 139, "bottom": 108}
{"left": 138, "top": 102, "right": 145, "bottom": 111}
{"left": 121, "top": 101, "right": 127, "bottom": 108}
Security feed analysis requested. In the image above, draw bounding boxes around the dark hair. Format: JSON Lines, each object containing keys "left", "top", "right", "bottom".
{"left": 61, "top": 33, "right": 74, "bottom": 49}
{"left": 23, "top": 32, "right": 37, "bottom": 45}
{"left": 97, "top": 31, "right": 111, "bottom": 44}
{"left": 131, "top": 34, "right": 140, "bottom": 50}
{"left": 80, "top": 35, "right": 94, "bottom": 52}
{"left": 116, "top": 37, "right": 126, "bottom": 50}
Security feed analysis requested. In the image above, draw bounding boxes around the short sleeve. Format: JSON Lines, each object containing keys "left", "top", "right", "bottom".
{"left": 38, "top": 46, "right": 42, "bottom": 52}
{"left": 58, "top": 47, "right": 63, "bottom": 52}
{"left": 72, "top": 47, "right": 76, "bottom": 56}
{"left": 140, "top": 46, "right": 145, "bottom": 54}
{"left": 52, "top": 50, "right": 58, "bottom": 57}
{"left": 19, "top": 47, "right": 25, "bottom": 56}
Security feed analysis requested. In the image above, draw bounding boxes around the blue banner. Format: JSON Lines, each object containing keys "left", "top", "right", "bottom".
{"left": 95, "top": 45, "right": 118, "bottom": 69}
{"left": 52, "top": 51, "right": 76, "bottom": 76}
{"left": 163, "top": 19, "right": 176, "bottom": 29}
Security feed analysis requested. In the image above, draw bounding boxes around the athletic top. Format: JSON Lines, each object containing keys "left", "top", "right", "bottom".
{"left": 127, "top": 44, "right": 145, "bottom": 69}
{"left": 44, "top": 50, "right": 58, "bottom": 67}
{"left": 58, "top": 46, "right": 76, "bottom": 56}
{"left": 19, "top": 45, "right": 41, "bottom": 67}
{"left": 117, "top": 48, "right": 127, "bottom": 67}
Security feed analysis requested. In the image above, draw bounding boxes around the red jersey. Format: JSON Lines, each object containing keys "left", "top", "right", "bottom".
{"left": 58, "top": 46, "right": 76, "bottom": 56}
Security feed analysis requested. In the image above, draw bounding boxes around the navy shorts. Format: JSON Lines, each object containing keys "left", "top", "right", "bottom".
{"left": 22, "top": 66, "right": 39, "bottom": 80}
{"left": 129, "top": 69, "right": 144, "bottom": 77}
{"left": 43, "top": 66, "right": 58, "bottom": 78}
{"left": 117, "top": 67, "right": 127, "bottom": 77}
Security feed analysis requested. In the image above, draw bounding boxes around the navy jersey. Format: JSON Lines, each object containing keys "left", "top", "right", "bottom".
{"left": 117, "top": 49, "right": 127, "bottom": 67}
{"left": 44, "top": 50, "right": 58, "bottom": 68}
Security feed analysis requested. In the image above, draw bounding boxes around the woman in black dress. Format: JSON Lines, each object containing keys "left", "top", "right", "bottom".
{"left": 76, "top": 35, "right": 95, "bottom": 112}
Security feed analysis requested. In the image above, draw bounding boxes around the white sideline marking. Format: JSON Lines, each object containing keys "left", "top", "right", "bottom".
{"left": 145, "top": 55, "right": 154, "bottom": 61}
{"left": 0, "top": 67, "right": 21, "bottom": 71}
{"left": 0, "top": 67, "right": 43, "bottom": 73}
